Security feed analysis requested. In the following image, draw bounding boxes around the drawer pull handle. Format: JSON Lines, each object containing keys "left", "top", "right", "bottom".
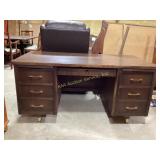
{"left": 101, "top": 73, "right": 110, "bottom": 76}
{"left": 30, "top": 104, "right": 44, "bottom": 108}
{"left": 29, "top": 90, "right": 44, "bottom": 94}
{"left": 28, "top": 75, "right": 43, "bottom": 79}
{"left": 128, "top": 92, "right": 141, "bottom": 96}
{"left": 125, "top": 106, "right": 138, "bottom": 110}
{"left": 130, "top": 78, "right": 143, "bottom": 83}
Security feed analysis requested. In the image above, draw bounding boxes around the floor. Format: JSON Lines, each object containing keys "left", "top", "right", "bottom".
{"left": 4, "top": 65, "right": 156, "bottom": 140}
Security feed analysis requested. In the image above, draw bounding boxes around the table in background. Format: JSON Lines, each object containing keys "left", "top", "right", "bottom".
{"left": 4, "top": 35, "right": 38, "bottom": 54}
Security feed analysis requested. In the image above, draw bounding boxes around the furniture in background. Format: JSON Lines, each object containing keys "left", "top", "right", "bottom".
{"left": 24, "top": 33, "right": 41, "bottom": 53}
{"left": 90, "top": 21, "right": 130, "bottom": 56}
{"left": 4, "top": 99, "right": 8, "bottom": 132}
{"left": 4, "top": 34, "right": 38, "bottom": 54}
{"left": 4, "top": 33, "right": 21, "bottom": 69}
{"left": 21, "top": 30, "right": 34, "bottom": 46}
{"left": 102, "top": 22, "right": 156, "bottom": 63}
{"left": 92, "top": 20, "right": 108, "bottom": 54}
{"left": 40, "top": 20, "right": 90, "bottom": 53}
{"left": 12, "top": 51, "right": 155, "bottom": 119}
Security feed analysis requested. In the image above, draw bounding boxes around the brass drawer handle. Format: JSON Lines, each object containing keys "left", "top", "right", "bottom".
{"left": 28, "top": 75, "right": 43, "bottom": 79}
{"left": 128, "top": 92, "right": 141, "bottom": 96}
{"left": 29, "top": 90, "right": 44, "bottom": 94}
{"left": 125, "top": 106, "right": 138, "bottom": 110}
{"left": 30, "top": 104, "right": 44, "bottom": 108}
{"left": 101, "top": 72, "right": 110, "bottom": 76}
{"left": 129, "top": 78, "right": 143, "bottom": 83}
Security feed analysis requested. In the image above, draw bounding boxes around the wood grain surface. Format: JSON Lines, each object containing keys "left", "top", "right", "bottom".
{"left": 12, "top": 51, "right": 155, "bottom": 69}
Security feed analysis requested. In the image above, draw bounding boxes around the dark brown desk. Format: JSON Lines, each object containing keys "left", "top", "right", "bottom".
{"left": 4, "top": 35, "right": 38, "bottom": 54}
{"left": 12, "top": 51, "right": 156, "bottom": 118}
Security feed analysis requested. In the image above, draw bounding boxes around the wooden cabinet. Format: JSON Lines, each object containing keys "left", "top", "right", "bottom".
{"left": 112, "top": 69, "right": 155, "bottom": 116}
{"left": 14, "top": 66, "right": 59, "bottom": 116}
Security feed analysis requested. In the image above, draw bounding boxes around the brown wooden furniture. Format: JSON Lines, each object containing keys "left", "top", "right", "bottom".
{"left": 12, "top": 51, "right": 155, "bottom": 118}
{"left": 4, "top": 99, "right": 8, "bottom": 132}
{"left": 4, "top": 35, "right": 38, "bottom": 54}
{"left": 21, "top": 30, "right": 34, "bottom": 45}
{"left": 24, "top": 33, "right": 41, "bottom": 53}
{"left": 118, "top": 26, "right": 130, "bottom": 55}
{"left": 4, "top": 35, "right": 37, "bottom": 41}
{"left": 4, "top": 33, "right": 21, "bottom": 69}
{"left": 91, "top": 20, "right": 108, "bottom": 54}
{"left": 91, "top": 21, "right": 130, "bottom": 56}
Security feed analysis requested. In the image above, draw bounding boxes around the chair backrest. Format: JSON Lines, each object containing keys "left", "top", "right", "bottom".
{"left": 118, "top": 25, "right": 130, "bottom": 56}
{"left": 21, "top": 30, "right": 34, "bottom": 44}
{"left": 40, "top": 21, "right": 90, "bottom": 53}
{"left": 92, "top": 20, "right": 108, "bottom": 54}
{"left": 21, "top": 30, "right": 33, "bottom": 36}
{"left": 45, "top": 20, "right": 86, "bottom": 30}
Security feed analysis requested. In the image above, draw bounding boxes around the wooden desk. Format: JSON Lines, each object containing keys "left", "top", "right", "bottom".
{"left": 12, "top": 51, "right": 155, "bottom": 118}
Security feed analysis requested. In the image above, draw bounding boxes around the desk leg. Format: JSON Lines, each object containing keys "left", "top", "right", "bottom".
{"left": 100, "top": 78, "right": 117, "bottom": 118}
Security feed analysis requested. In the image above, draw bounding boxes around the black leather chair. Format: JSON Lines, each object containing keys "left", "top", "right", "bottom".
{"left": 40, "top": 20, "right": 90, "bottom": 53}
{"left": 40, "top": 21, "right": 90, "bottom": 53}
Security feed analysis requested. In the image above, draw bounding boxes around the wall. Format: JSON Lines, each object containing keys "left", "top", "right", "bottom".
{"left": 8, "top": 20, "right": 18, "bottom": 35}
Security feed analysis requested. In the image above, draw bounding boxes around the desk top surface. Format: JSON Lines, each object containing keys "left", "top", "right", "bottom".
{"left": 12, "top": 51, "right": 156, "bottom": 69}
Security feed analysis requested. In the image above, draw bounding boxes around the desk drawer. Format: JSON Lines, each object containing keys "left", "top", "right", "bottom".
{"left": 58, "top": 68, "right": 116, "bottom": 77}
{"left": 118, "top": 88, "right": 150, "bottom": 100}
{"left": 19, "top": 85, "right": 54, "bottom": 98}
{"left": 114, "top": 100, "right": 148, "bottom": 116}
{"left": 119, "top": 71, "right": 153, "bottom": 86}
{"left": 19, "top": 98, "right": 56, "bottom": 115}
{"left": 16, "top": 68, "right": 54, "bottom": 84}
